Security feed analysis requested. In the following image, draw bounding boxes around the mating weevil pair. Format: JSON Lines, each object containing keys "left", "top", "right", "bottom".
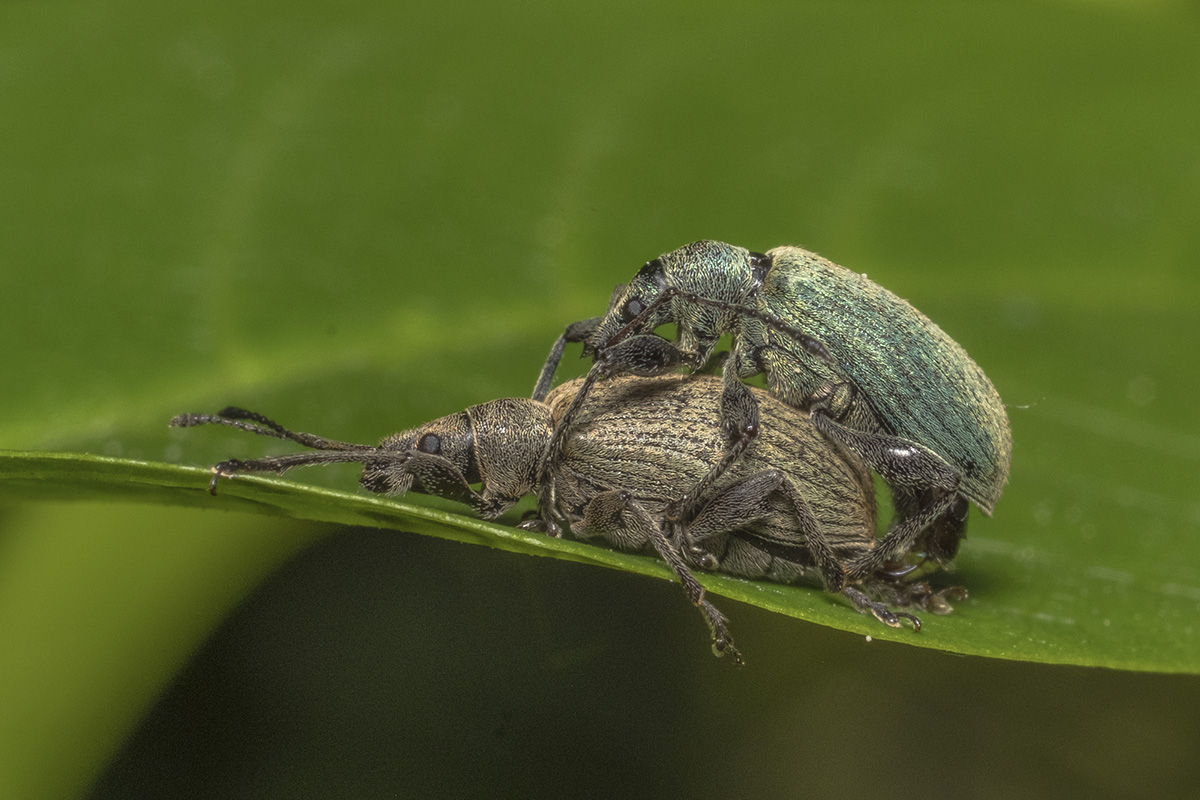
{"left": 534, "top": 241, "right": 1012, "bottom": 584}
{"left": 173, "top": 240, "right": 1008, "bottom": 661}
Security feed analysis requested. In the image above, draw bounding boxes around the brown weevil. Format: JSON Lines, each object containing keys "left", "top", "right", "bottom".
{"left": 172, "top": 374, "right": 956, "bottom": 663}
{"left": 533, "top": 241, "right": 1012, "bottom": 581}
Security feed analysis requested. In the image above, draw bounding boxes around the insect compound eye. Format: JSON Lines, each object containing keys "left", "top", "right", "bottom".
{"left": 417, "top": 432, "right": 442, "bottom": 455}
{"left": 623, "top": 257, "right": 668, "bottom": 323}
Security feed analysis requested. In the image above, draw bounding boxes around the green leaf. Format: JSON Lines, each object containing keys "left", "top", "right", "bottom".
{"left": 4, "top": 0, "right": 1200, "bottom": 795}
{"left": 4, "top": 448, "right": 1199, "bottom": 675}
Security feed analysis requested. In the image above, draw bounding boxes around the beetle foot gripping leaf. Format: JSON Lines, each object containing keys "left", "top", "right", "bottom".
{"left": 841, "top": 586, "right": 923, "bottom": 631}
{"left": 867, "top": 572, "right": 968, "bottom": 617}
{"left": 912, "top": 584, "right": 968, "bottom": 616}
{"left": 701, "top": 599, "right": 744, "bottom": 667}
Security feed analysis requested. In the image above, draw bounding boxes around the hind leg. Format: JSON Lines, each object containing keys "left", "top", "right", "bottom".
{"left": 810, "top": 410, "right": 963, "bottom": 580}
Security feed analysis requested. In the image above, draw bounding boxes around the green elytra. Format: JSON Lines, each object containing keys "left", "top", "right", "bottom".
{"left": 534, "top": 240, "right": 1013, "bottom": 579}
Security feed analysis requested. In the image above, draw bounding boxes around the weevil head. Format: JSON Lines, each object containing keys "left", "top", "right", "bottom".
{"left": 363, "top": 411, "right": 478, "bottom": 495}
{"left": 362, "top": 400, "right": 553, "bottom": 504}
{"left": 594, "top": 241, "right": 762, "bottom": 368}
{"left": 593, "top": 256, "right": 673, "bottom": 346}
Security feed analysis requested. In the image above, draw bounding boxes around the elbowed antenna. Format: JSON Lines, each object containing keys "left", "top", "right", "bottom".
{"left": 170, "top": 406, "right": 387, "bottom": 494}
{"left": 170, "top": 406, "right": 373, "bottom": 451}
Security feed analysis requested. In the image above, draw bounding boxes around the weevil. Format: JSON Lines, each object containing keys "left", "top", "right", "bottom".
{"left": 533, "top": 241, "right": 1012, "bottom": 581}
{"left": 172, "top": 374, "right": 955, "bottom": 662}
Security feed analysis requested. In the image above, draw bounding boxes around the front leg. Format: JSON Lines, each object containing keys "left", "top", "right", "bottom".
{"left": 401, "top": 450, "right": 518, "bottom": 519}
{"left": 530, "top": 334, "right": 685, "bottom": 535}
{"left": 532, "top": 283, "right": 636, "bottom": 401}
{"left": 666, "top": 356, "right": 761, "bottom": 527}
{"left": 532, "top": 316, "right": 603, "bottom": 402}
{"left": 529, "top": 362, "right": 605, "bottom": 536}
{"left": 595, "top": 334, "right": 684, "bottom": 376}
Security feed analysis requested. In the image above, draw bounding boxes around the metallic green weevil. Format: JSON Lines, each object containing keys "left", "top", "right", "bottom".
{"left": 533, "top": 241, "right": 1012, "bottom": 582}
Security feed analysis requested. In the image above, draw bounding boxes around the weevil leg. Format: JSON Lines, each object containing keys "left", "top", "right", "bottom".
{"left": 681, "top": 470, "right": 779, "bottom": 541}
{"left": 889, "top": 486, "right": 970, "bottom": 565}
{"left": 399, "top": 450, "right": 518, "bottom": 519}
{"left": 576, "top": 490, "right": 743, "bottom": 665}
{"left": 534, "top": 336, "right": 683, "bottom": 533}
{"left": 596, "top": 334, "right": 684, "bottom": 377}
{"left": 669, "top": 290, "right": 836, "bottom": 367}
{"left": 917, "top": 585, "right": 968, "bottom": 615}
{"left": 810, "top": 411, "right": 963, "bottom": 580}
{"left": 920, "top": 494, "right": 970, "bottom": 564}
{"left": 532, "top": 316, "right": 603, "bottom": 402}
{"left": 846, "top": 488, "right": 960, "bottom": 580}
{"left": 666, "top": 371, "right": 762, "bottom": 526}
{"left": 866, "top": 574, "right": 968, "bottom": 616}
{"left": 841, "top": 586, "right": 922, "bottom": 631}
{"left": 534, "top": 363, "right": 607, "bottom": 534}
{"left": 680, "top": 468, "right": 846, "bottom": 594}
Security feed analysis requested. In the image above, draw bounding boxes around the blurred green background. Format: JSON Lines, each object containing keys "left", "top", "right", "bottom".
{"left": 3, "top": 0, "right": 1200, "bottom": 797}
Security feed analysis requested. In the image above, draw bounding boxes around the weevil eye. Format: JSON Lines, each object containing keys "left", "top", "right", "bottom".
{"left": 623, "top": 297, "right": 647, "bottom": 321}
{"left": 417, "top": 432, "right": 442, "bottom": 455}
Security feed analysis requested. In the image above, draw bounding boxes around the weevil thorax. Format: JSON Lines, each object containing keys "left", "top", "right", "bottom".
{"left": 464, "top": 397, "right": 554, "bottom": 499}
{"left": 594, "top": 241, "right": 762, "bottom": 368}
